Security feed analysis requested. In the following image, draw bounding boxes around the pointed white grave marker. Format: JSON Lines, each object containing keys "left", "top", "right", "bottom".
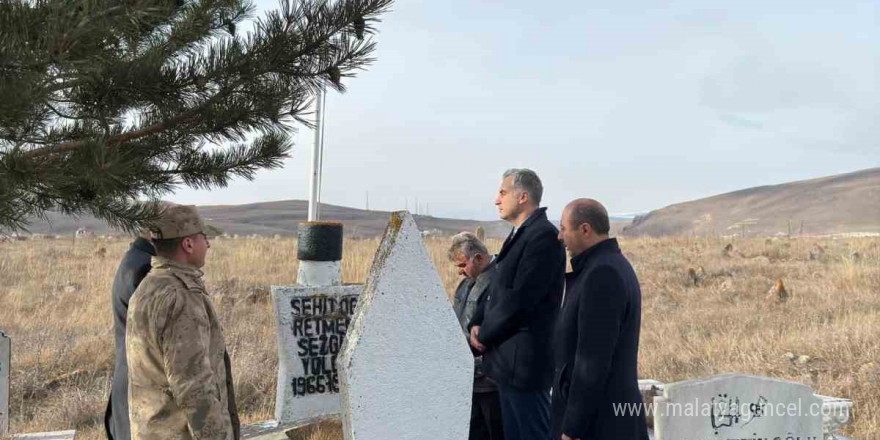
{"left": 339, "top": 211, "right": 473, "bottom": 440}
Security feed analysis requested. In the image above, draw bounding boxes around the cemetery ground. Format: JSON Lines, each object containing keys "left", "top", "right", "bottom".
{"left": 0, "top": 234, "right": 877, "bottom": 440}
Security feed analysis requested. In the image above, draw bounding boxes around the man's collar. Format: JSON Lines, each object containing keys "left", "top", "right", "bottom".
{"left": 476, "top": 260, "right": 495, "bottom": 281}
{"left": 499, "top": 208, "right": 548, "bottom": 260}
{"left": 513, "top": 207, "right": 546, "bottom": 231}
{"left": 570, "top": 237, "right": 619, "bottom": 273}
{"left": 132, "top": 237, "right": 156, "bottom": 255}
{"left": 152, "top": 256, "right": 203, "bottom": 278}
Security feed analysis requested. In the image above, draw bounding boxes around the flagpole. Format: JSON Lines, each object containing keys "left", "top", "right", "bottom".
{"left": 308, "top": 87, "right": 324, "bottom": 221}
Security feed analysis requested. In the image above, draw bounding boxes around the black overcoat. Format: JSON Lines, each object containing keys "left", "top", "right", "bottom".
{"left": 551, "top": 238, "right": 649, "bottom": 440}
{"left": 470, "top": 208, "right": 566, "bottom": 391}
{"left": 104, "top": 237, "right": 155, "bottom": 440}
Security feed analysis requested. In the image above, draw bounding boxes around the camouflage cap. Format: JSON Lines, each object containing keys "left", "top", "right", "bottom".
{"left": 150, "top": 205, "right": 222, "bottom": 239}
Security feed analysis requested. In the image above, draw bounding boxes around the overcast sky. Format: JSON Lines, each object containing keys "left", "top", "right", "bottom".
{"left": 171, "top": 1, "right": 879, "bottom": 220}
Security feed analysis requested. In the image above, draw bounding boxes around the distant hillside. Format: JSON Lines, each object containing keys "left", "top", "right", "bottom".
{"left": 622, "top": 167, "right": 880, "bottom": 237}
{"left": 21, "top": 200, "right": 516, "bottom": 238}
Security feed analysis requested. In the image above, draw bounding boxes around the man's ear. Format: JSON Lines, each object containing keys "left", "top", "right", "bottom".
{"left": 517, "top": 190, "right": 529, "bottom": 205}
{"left": 181, "top": 236, "right": 195, "bottom": 254}
{"left": 580, "top": 222, "right": 593, "bottom": 236}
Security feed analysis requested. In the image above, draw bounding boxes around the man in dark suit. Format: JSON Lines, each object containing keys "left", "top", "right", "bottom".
{"left": 552, "top": 199, "right": 649, "bottom": 440}
{"left": 105, "top": 232, "right": 155, "bottom": 440}
{"left": 469, "top": 168, "right": 566, "bottom": 440}
{"left": 448, "top": 232, "right": 504, "bottom": 440}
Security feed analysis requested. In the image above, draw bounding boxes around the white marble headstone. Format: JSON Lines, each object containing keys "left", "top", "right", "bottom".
{"left": 0, "top": 331, "right": 9, "bottom": 436}
{"left": 338, "top": 211, "right": 474, "bottom": 440}
{"left": 654, "top": 373, "right": 823, "bottom": 440}
{"left": 271, "top": 284, "right": 362, "bottom": 424}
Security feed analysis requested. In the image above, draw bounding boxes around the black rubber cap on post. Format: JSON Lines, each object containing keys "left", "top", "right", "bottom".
{"left": 297, "top": 221, "right": 343, "bottom": 261}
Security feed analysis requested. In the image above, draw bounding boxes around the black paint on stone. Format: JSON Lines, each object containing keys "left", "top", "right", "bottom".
{"left": 297, "top": 222, "right": 343, "bottom": 261}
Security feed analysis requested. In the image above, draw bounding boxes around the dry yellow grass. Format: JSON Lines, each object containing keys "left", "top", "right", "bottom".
{"left": 0, "top": 234, "right": 877, "bottom": 439}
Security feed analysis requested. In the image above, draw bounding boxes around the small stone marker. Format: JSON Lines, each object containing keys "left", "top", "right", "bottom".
{"left": 272, "top": 284, "right": 362, "bottom": 423}
{"left": 12, "top": 431, "right": 76, "bottom": 439}
{"left": 338, "top": 211, "right": 474, "bottom": 440}
{"left": 654, "top": 373, "right": 823, "bottom": 440}
{"left": 0, "top": 331, "right": 9, "bottom": 436}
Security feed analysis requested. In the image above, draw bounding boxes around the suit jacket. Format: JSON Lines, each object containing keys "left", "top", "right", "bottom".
{"left": 452, "top": 265, "right": 496, "bottom": 393}
{"left": 551, "top": 238, "right": 649, "bottom": 440}
{"left": 470, "top": 208, "right": 566, "bottom": 391}
{"left": 105, "top": 238, "right": 155, "bottom": 440}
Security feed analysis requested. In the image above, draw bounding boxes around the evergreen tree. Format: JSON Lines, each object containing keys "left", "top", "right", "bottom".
{"left": 0, "top": 0, "right": 392, "bottom": 232}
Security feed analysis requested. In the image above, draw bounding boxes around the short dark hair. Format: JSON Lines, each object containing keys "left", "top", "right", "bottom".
{"left": 151, "top": 237, "right": 184, "bottom": 258}
{"left": 570, "top": 203, "right": 610, "bottom": 235}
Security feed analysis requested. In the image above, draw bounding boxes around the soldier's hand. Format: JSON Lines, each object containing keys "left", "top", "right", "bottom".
{"left": 561, "top": 435, "right": 578, "bottom": 440}
{"left": 469, "top": 326, "right": 486, "bottom": 352}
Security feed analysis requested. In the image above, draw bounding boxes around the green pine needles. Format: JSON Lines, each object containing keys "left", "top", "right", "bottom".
{"left": 0, "top": 0, "right": 392, "bottom": 232}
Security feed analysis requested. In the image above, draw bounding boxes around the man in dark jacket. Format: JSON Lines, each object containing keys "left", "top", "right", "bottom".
{"left": 469, "top": 169, "right": 566, "bottom": 440}
{"left": 105, "top": 233, "right": 155, "bottom": 440}
{"left": 448, "top": 232, "right": 504, "bottom": 440}
{"left": 552, "top": 199, "right": 649, "bottom": 440}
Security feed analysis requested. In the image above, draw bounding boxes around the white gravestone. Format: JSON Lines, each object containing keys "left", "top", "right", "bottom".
{"left": 12, "top": 431, "right": 76, "bottom": 439}
{"left": 338, "top": 211, "right": 474, "bottom": 440}
{"left": 271, "top": 284, "right": 362, "bottom": 424}
{"left": 654, "top": 373, "right": 823, "bottom": 440}
{"left": 0, "top": 331, "right": 9, "bottom": 436}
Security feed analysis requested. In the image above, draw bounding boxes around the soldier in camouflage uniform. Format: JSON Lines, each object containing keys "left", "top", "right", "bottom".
{"left": 126, "top": 205, "right": 240, "bottom": 440}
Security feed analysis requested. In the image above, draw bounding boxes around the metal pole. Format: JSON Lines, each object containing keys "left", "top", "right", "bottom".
{"left": 308, "top": 87, "right": 323, "bottom": 221}
{"left": 317, "top": 89, "right": 327, "bottom": 220}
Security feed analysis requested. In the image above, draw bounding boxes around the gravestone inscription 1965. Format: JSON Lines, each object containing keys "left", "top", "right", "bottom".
{"left": 272, "top": 285, "right": 362, "bottom": 424}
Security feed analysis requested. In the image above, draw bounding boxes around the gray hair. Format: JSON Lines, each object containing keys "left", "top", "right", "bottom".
{"left": 447, "top": 232, "right": 489, "bottom": 261}
{"left": 503, "top": 168, "right": 543, "bottom": 206}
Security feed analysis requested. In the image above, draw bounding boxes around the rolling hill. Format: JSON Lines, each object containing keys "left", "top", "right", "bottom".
{"left": 20, "top": 200, "right": 516, "bottom": 238}
{"left": 622, "top": 167, "right": 880, "bottom": 237}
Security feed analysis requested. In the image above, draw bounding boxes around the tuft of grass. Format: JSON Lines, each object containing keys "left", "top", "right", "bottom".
{"left": 0, "top": 235, "right": 877, "bottom": 439}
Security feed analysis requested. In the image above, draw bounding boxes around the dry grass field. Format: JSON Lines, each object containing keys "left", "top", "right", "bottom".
{"left": 0, "top": 234, "right": 877, "bottom": 439}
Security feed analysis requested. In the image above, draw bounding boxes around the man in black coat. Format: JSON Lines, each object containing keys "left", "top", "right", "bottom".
{"left": 105, "top": 233, "right": 155, "bottom": 440}
{"left": 552, "top": 199, "right": 649, "bottom": 440}
{"left": 469, "top": 169, "right": 566, "bottom": 440}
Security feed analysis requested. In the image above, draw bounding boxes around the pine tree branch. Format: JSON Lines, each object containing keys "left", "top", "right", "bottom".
{"left": 1, "top": 0, "right": 392, "bottom": 232}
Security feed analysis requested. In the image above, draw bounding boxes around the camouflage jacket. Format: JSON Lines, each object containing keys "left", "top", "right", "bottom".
{"left": 126, "top": 257, "right": 240, "bottom": 440}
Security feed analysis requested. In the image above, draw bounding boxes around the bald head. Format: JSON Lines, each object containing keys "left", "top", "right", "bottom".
{"left": 565, "top": 198, "right": 610, "bottom": 235}
{"left": 558, "top": 198, "right": 611, "bottom": 256}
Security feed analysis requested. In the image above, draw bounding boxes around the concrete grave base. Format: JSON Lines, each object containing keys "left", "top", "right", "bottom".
{"left": 241, "top": 416, "right": 341, "bottom": 440}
